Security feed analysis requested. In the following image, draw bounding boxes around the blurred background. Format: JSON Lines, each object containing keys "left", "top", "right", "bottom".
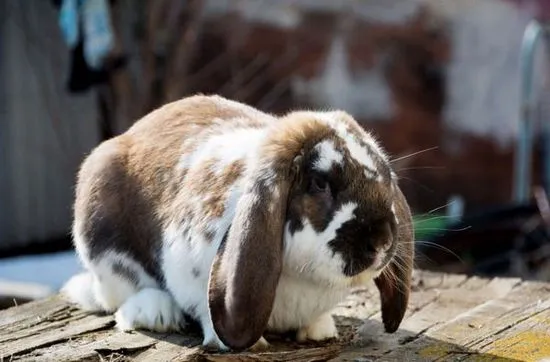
{"left": 1, "top": 0, "right": 550, "bottom": 308}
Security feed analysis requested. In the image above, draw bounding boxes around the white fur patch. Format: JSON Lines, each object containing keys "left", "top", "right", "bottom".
{"left": 162, "top": 221, "right": 224, "bottom": 349}
{"left": 391, "top": 203, "right": 399, "bottom": 224}
{"left": 283, "top": 202, "right": 357, "bottom": 284}
{"left": 270, "top": 203, "right": 359, "bottom": 333}
{"left": 313, "top": 140, "right": 344, "bottom": 171}
{"left": 178, "top": 151, "right": 193, "bottom": 170}
{"left": 315, "top": 112, "right": 381, "bottom": 176}
{"left": 268, "top": 274, "right": 347, "bottom": 332}
{"left": 364, "top": 169, "right": 377, "bottom": 180}
{"left": 161, "top": 222, "right": 228, "bottom": 349}
{"left": 182, "top": 125, "right": 268, "bottom": 173}
{"left": 324, "top": 203, "right": 357, "bottom": 242}
{"left": 272, "top": 201, "right": 388, "bottom": 333}
{"left": 296, "top": 312, "right": 338, "bottom": 342}
{"left": 61, "top": 272, "right": 102, "bottom": 312}
{"left": 68, "top": 251, "right": 157, "bottom": 312}
{"left": 115, "top": 288, "right": 184, "bottom": 333}
{"left": 162, "top": 216, "right": 232, "bottom": 349}
{"left": 344, "top": 135, "right": 377, "bottom": 172}
{"left": 62, "top": 251, "right": 158, "bottom": 313}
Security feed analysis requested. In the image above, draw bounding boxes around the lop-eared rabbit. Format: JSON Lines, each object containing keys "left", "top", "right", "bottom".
{"left": 63, "top": 95, "right": 414, "bottom": 351}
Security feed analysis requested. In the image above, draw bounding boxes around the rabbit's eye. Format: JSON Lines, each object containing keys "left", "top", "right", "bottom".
{"left": 309, "top": 175, "right": 331, "bottom": 194}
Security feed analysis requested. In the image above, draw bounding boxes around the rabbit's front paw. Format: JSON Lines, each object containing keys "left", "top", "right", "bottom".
{"left": 201, "top": 331, "right": 229, "bottom": 352}
{"left": 115, "top": 288, "right": 185, "bottom": 333}
{"left": 296, "top": 313, "right": 339, "bottom": 342}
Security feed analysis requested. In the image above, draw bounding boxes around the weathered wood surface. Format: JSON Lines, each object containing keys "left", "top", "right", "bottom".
{"left": 0, "top": 270, "right": 549, "bottom": 362}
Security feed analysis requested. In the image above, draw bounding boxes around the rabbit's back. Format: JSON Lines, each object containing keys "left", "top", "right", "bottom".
{"left": 66, "top": 95, "right": 277, "bottom": 348}
{"left": 74, "top": 94, "right": 276, "bottom": 275}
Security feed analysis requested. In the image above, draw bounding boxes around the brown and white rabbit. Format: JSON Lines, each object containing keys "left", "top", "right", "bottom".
{"left": 62, "top": 94, "right": 414, "bottom": 351}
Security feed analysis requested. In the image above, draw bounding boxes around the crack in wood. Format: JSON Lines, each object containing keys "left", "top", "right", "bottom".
{"left": 466, "top": 305, "right": 550, "bottom": 351}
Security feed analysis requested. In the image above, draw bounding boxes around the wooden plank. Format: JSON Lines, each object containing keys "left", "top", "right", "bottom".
{"left": 400, "top": 276, "right": 521, "bottom": 333}
{"left": 0, "top": 272, "right": 446, "bottom": 361}
{"left": 332, "top": 271, "right": 469, "bottom": 322}
{"left": 0, "top": 272, "right": 547, "bottom": 362}
{"left": 471, "top": 307, "right": 550, "bottom": 362}
{"left": 202, "top": 346, "right": 342, "bottom": 362}
{"left": 383, "top": 280, "right": 550, "bottom": 361}
{"left": 17, "top": 331, "right": 159, "bottom": 362}
{"left": 329, "top": 274, "right": 520, "bottom": 361}
{"left": 0, "top": 295, "right": 72, "bottom": 328}
{"left": 328, "top": 271, "right": 469, "bottom": 361}
{"left": 0, "top": 310, "right": 115, "bottom": 358}
{"left": 0, "top": 297, "right": 203, "bottom": 362}
{"left": 132, "top": 336, "right": 202, "bottom": 362}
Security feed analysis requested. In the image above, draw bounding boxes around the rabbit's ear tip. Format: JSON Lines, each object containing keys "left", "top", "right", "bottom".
{"left": 382, "top": 313, "right": 403, "bottom": 333}
{"left": 374, "top": 270, "right": 410, "bottom": 333}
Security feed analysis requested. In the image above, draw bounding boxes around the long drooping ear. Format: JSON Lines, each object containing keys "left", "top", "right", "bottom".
{"left": 374, "top": 186, "right": 414, "bottom": 333}
{"left": 207, "top": 154, "right": 300, "bottom": 351}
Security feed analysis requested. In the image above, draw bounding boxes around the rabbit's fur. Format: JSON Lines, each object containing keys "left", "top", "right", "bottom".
{"left": 62, "top": 95, "right": 414, "bottom": 351}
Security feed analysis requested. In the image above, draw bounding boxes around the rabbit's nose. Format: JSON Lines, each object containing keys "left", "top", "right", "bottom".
{"left": 368, "top": 222, "right": 393, "bottom": 253}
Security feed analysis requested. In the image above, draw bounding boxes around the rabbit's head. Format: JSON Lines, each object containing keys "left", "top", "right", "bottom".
{"left": 208, "top": 110, "right": 414, "bottom": 350}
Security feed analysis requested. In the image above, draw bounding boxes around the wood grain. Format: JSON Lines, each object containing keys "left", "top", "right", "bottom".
{"left": 0, "top": 271, "right": 548, "bottom": 362}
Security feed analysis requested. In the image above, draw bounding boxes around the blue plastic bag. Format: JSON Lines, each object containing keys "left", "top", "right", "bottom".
{"left": 59, "top": 0, "right": 81, "bottom": 48}
{"left": 58, "top": 0, "right": 114, "bottom": 70}
{"left": 82, "top": 0, "right": 114, "bottom": 69}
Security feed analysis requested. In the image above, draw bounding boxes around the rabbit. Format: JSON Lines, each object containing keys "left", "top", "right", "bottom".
{"left": 61, "top": 94, "right": 414, "bottom": 352}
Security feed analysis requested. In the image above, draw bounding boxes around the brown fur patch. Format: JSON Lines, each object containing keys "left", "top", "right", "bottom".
{"left": 73, "top": 95, "right": 277, "bottom": 281}
{"left": 204, "top": 229, "right": 216, "bottom": 243}
{"left": 186, "top": 158, "right": 244, "bottom": 221}
{"left": 74, "top": 137, "right": 165, "bottom": 280}
{"left": 297, "top": 196, "right": 327, "bottom": 231}
{"left": 261, "top": 113, "right": 334, "bottom": 174}
{"left": 112, "top": 260, "right": 139, "bottom": 286}
{"left": 126, "top": 95, "right": 274, "bottom": 224}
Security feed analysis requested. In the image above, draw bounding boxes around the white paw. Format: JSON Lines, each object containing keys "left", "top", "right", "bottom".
{"left": 114, "top": 288, "right": 185, "bottom": 333}
{"left": 249, "top": 336, "right": 270, "bottom": 352}
{"left": 92, "top": 264, "right": 139, "bottom": 312}
{"left": 201, "top": 326, "right": 229, "bottom": 352}
{"left": 296, "top": 313, "right": 339, "bottom": 342}
{"left": 61, "top": 273, "right": 102, "bottom": 312}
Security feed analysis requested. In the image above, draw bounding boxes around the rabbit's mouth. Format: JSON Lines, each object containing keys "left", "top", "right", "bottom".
{"left": 341, "top": 249, "right": 386, "bottom": 277}
{"left": 342, "top": 248, "right": 394, "bottom": 277}
{"left": 343, "top": 259, "right": 374, "bottom": 277}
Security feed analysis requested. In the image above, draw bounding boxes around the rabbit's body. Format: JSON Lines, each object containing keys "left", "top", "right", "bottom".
{"left": 63, "top": 95, "right": 414, "bottom": 351}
